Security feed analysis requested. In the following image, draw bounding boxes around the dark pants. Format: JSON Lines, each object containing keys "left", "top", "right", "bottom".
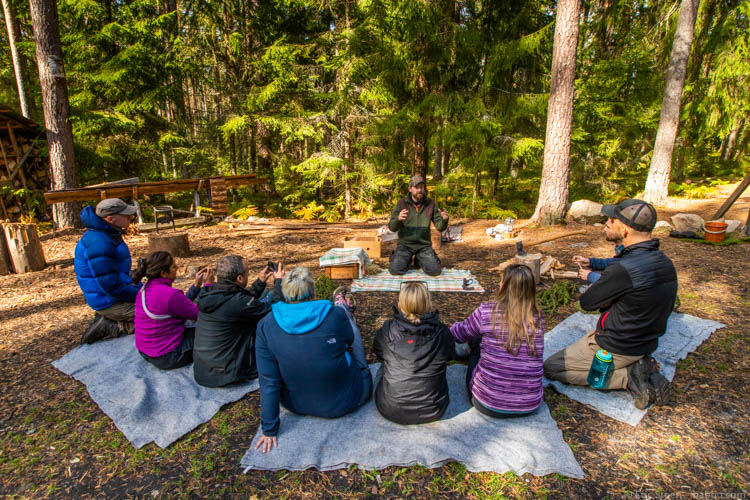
{"left": 389, "top": 244, "right": 442, "bottom": 276}
{"left": 96, "top": 301, "right": 135, "bottom": 335}
{"left": 464, "top": 336, "right": 537, "bottom": 419}
{"left": 140, "top": 327, "right": 195, "bottom": 370}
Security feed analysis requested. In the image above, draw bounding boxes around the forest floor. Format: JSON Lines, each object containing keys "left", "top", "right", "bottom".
{"left": 1, "top": 187, "right": 748, "bottom": 499}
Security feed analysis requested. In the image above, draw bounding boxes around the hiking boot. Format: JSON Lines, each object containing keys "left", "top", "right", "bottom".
{"left": 80, "top": 315, "right": 119, "bottom": 344}
{"left": 333, "top": 285, "right": 356, "bottom": 312}
{"left": 627, "top": 358, "right": 656, "bottom": 410}
{"left": 650, "top": 371, "right": 672, "bottom": 406}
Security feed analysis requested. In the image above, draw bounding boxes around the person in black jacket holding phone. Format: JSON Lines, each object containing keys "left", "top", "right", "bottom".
{"left": 373, "top": 281, "right": 456, "bottom": 424}
{"left": 193, "top": 255, "right": 284, "bottom": 387}
{"left": 544, "top": 199, "right": 678, "bottom": 410}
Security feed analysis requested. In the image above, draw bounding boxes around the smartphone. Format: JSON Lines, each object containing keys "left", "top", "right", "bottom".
{"left": 267, "top": 261, "right": 278, "bottom": 272}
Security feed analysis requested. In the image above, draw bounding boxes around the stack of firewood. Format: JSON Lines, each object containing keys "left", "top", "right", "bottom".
{"left": 0, "top": 133, "right": 49, "bottom": 222}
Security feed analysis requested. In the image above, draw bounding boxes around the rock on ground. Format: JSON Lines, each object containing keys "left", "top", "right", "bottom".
{"left": 568, "top": 200, "right": 606, "bottom": 224}
{"left": 720, "top": 219, "right": 743, "bottom": 234}
{"left": 654, "top": 221, "right": 675, "bottom": 232}
{"left": 671, "top": 213, "right": 704, "bottom": 233}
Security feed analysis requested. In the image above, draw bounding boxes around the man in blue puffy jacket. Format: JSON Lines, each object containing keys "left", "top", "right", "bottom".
{"left": 74, "top": 198, "right": 140, "bottom": 344}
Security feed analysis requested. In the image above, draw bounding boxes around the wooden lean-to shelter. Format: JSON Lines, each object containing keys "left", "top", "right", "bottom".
{"left": 0, "top": 104, "right": 47, "bottom": 221}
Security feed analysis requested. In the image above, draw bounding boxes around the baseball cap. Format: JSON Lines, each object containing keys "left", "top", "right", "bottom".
{"left": 95, "top": 198, "right": 137, "bottom": 217}
{"left": 409, "top": 175, "right": 426, "bottom": 187}
{"left": 601, "top": 199, "right": 657, "bottom": 232}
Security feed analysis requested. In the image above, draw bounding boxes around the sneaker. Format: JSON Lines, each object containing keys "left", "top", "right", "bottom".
{"left": 650, "top": 371, "right": 672, "bottom": 406}
{"left": 332, "top": 285, "right": 355, "bottom": 312}
{"left": 626, "top": 358, "right": 656, "bottom": 410}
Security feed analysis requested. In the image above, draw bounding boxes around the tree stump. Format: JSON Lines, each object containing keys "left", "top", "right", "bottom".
{"left": 2, "top": 223, "right": 46, "bottom": 273}
{"left": 514, "top": 253, "right": 542, "bottom": 283}
{"left": 147, "top": 232, "right": 190, "bottom": 257}
{"left": 0, "top": 230, "right": 12, "bottom": 275}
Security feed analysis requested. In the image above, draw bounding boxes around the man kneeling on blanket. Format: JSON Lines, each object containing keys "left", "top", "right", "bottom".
{"left": 254, "top": 267, "right": 372, "bottom": 453}
{"left": 544, "top": 199, "right": 678, "bottom": 409}
{"left": 75, "top": 198, "right": 140, "bottom": 344}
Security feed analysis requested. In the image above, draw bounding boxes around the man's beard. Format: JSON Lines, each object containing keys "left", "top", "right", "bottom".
{"left": 604, "top": 231, "right": 622, "bottom": 242}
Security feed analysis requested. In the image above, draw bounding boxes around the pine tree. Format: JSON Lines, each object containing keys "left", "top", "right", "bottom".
{"left": 532, "top": 0, "right": 580, "bottom": 225}
{"left": 29, "top": 0, "right": 79, "bottom": 228}
{"left": 643, "top": 0, "right": 700, "bottom": 206}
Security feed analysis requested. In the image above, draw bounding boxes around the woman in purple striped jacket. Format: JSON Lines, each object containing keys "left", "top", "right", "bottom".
{"left": 450, "top": 264, "right": 545, "bottom": 418}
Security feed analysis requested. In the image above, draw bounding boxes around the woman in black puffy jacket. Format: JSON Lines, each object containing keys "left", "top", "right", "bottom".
{"left": 373, "top": 282, "right": 456, "bottom": 425}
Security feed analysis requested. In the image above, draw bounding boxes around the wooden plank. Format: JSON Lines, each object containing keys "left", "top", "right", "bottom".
{"left": 711, "top": 172, "right": 750, "bottom": 220}
{"left": 8, "top": 141, "right": 36, "bottom": 179}
{"left": 43, "top": 174, "right": 268, "bottom": 204}
{"left": 135, "top": 216, "right": 209, "bottom": 233}
{"left": 209, "top": 177, "right": 227, "bottom": 216}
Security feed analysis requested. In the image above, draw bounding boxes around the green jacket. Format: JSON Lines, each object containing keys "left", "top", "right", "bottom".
{"left": 388, "top": 195, "right": 448, "bottom": 251}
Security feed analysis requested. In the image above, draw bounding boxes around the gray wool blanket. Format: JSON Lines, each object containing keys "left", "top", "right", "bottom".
{"left": 543, "top": 312, "right": 725, "bottom": 426}
{"left": 52, "top": 335, "right": 259, "bottom": 448}
{"left": 241, "top": 364, "right": 584, "bottom": 479}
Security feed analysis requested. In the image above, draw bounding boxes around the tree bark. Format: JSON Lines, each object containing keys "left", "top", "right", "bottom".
{"left": 412, "top": 132, "right": 428, "bottom": 179}
{"left": 723, "top": 118, "right": 743, "bottom": 161}
{"left": 433, "top": 138, "right": 443, "bottom": 180}
{"left": 532, "top": 0, "right": 581, "bottom": 225}
{"left": 643, "top": 0, "right": 700, "bottom": 206}
{"left": 29, "top": 0, "right": 80, "bottom": 228}
{"left": 2, "top": 0, "right": 33, "bottom": 118}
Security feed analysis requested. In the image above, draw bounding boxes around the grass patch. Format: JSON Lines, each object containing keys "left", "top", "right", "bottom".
{"left": 538, "top": 281, "right": 576, "bottom": 315}
{"left": 694, "top": 236, "right": 750, "bottom": 246}
{"left": 315, "top": 275, "right": 337, "bottom": 301}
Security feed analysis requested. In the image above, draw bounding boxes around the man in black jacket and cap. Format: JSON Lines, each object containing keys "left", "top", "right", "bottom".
{"left": 544, "top": 199, "right": 678, "bottom": 410}
{"left": 193, "top": 255, "right": 284, "bottom": 387}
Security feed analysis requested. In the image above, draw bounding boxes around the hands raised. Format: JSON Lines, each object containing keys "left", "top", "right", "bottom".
{"left": 439, "top": 207, "right": 449, "bottom": 219}
{"left": 194, "top": 267, "right": 215, "bottom": 287}
{"left": 398, "top": 208, "right": 409, "bottom": 221}
{"left": 260, "top": 261, "right": 285, "bottom": 282}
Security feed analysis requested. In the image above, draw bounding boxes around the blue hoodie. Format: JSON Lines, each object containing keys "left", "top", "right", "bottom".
{"left": 255, "top": 300, "right": 364, "bottom": 436}
{"left": 74, "top": 206, "right": 140, "bottom": 310}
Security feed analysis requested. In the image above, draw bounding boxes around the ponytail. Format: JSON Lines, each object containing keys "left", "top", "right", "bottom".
{"left": 131, "top": 251, "right": 173, "bottom": 284}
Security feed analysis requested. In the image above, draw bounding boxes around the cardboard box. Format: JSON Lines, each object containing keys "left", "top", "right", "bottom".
{"left": 342, "top": 236, "right": 381, "bottom": 259}
{"left": 324, "top": 264, "right": 359, "bottom": 280}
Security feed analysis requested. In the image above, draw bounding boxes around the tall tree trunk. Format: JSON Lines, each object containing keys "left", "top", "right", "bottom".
{"left": 532, "top": 0, "right": 581, "bottom": 225}
{"left": 344, "top": 134, "right": 352, "bottom": 218}
{"left": 250, "top": 122, "right": 257, "bottom": 174}
{"left": 723, "top": 118, "right": 743, "bottom": 161}
{"left": 29, "top": 0, "right": 79, "bottom": 228}
{"left": 643, "top": 0, "right": 700, "bottom": 206}
{"left": 412, "top": 133, "right": 427, "bottom": 179}
{"left": 2, "top": 0, "right": 33, "bottom": 118}
{"left": 433, "top": 137, "right": 443, "bottom": 180}
{"left": 229, "top": 133, "right": 237, "bottom": 202}
{"left": 442, "top": 146, "right": 450, "bottom": 178}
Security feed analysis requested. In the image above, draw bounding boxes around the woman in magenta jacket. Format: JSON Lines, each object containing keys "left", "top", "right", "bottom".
{"left": 133, "top": 251, "right": 213, "bottom": 370}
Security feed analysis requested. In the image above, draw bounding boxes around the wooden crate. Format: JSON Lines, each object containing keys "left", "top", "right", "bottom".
{"left": 324, "top": 264, "right": 359, "bottom": 279}
{"left": 342, "top": 236, "right": 381, "bottom": 258}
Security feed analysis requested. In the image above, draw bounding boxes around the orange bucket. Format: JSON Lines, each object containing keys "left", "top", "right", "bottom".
{"left": 703, "top": 221, "right": 728, "bottom": 243}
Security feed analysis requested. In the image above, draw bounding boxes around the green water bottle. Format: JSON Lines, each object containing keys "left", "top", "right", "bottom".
{"left": 587, "top": 349, "right": 614, "bottom": 389}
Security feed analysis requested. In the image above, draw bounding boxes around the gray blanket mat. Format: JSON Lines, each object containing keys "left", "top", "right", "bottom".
{"left": 52, "top": 335, "right": 259, "bottom": 448}
{"left": 241, "top": 364, "right": 584, "bottom": 478}
{"left": 543, "top": 312, "right": 724, "bottom": 426}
